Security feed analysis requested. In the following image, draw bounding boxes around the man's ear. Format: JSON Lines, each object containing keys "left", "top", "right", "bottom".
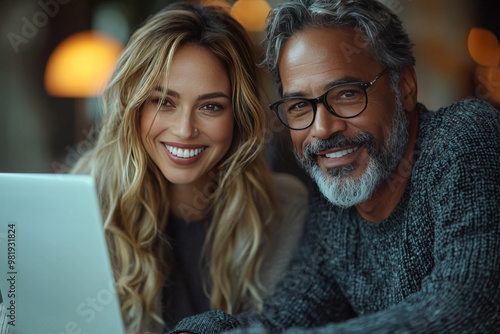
{"left": 399, "top": 66, "right": 418, "bottom": 113}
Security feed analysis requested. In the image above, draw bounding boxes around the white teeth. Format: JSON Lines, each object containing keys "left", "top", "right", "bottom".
{"left": 325, "top": 146, "right": 359, "bottom": 158}
{"left": 164, "top": 144, "right": 205, "bottom": 158}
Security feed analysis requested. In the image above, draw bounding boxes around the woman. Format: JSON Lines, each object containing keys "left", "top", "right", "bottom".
{"left": 71, "top": 2, "right": 307, "bottom": 333}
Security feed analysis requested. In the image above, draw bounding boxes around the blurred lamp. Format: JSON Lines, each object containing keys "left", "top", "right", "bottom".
{"left": 230, "top": 0, "right": 271, "bottom": 32}
{"left": 203, "top": 0, "right": 232, "bottom": 11}
{"left": 468, "top": 27, "right": 500, "bottom": 67}
{"left": 45, "top": 31, "right": 123, "bottom": 98}
{"left": 468, "top": 28, "right": 500, "bottom": 107}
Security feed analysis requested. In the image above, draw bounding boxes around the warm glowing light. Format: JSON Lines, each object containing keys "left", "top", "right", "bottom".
{"left": 468, "top": 27, "right": 500, "bottom": 67}
{"left": 203, "top": 0, "right": 232, "bottom": 12}
{"left": 45, "top": 31, "right": 123, "bottom": 98}
{"left": 230, "top": 0, "right": 271, "bottom": 32}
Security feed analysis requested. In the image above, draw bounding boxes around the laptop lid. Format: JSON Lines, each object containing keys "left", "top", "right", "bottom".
{"left": 0, "top": 173, "right": 126, "bottom": 334}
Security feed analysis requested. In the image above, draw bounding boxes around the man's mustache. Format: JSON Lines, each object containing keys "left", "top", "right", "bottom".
{"left": 302, "top": 132, "right": 374, "bottom": 162}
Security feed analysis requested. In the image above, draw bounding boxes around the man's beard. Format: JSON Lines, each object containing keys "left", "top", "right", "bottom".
{"left": 294, "top": 96, "right": 409, "bottom": 208}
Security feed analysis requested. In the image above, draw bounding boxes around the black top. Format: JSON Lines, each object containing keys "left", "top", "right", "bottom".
{"left": 164, "top": 214, "right": 210, "bottom": 327}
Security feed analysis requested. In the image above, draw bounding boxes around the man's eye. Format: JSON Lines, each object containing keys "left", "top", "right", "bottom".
{"left": 340, "top": 91, "right": 356, "bottom": 98}
{"left": 339, "top": 90, "right": 362, "bottom": 99}
{"left": 287, "top": 101, "right": 311, "bottom": 113}
{"left": 294, "top": 102, "right": 308, "bottom": 109}
{"left": 330, "top": 86, "right": 365, "bottom": 103}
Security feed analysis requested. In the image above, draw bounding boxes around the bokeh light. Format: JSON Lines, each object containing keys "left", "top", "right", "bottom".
{"left": 45, "top": 31, "right": 123, "bottom": 98}
{"left": 230, "top": 0, "right": 271, "bottom": 32}
{"left": 468, "top": 27, "right": 500, "bottom": 67}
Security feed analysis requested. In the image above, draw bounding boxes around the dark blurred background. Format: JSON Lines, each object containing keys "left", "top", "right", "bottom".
{"left": 1, "top": 0, "right": 499, "bottom": 176}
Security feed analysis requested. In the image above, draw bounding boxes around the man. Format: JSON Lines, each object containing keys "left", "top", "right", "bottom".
{"left": 169, "top": 0, "right": 500, "bottom": 332}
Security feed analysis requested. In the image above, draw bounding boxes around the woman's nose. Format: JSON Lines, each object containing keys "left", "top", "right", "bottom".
{"left": 171, "top": 109, "right": 198, "bottom": 139}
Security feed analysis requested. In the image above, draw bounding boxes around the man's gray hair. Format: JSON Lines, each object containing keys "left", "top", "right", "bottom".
{"left": 263, "top": 0, "right": 415, "bottom": 95}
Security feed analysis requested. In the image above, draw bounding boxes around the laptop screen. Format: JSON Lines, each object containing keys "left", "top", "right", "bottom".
{"left": 0, "top": 173, "right": 126, "bottom": 334}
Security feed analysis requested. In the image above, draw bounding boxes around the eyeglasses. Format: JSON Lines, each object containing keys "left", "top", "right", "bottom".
{"left": 270, "top": 69, "right": 388, "bottom": 130}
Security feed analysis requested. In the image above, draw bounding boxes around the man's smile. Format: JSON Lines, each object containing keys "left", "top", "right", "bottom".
{"left": 324, "top": 146, "right": 360, "bottom": 158}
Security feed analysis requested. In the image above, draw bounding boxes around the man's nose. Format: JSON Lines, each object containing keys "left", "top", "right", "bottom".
{"left": 309, "top": 102, "right": 347, "bottom": 139}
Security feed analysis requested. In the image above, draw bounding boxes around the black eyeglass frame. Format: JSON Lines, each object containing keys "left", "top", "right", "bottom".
{"left": 270, "top": 69, "right": 388, "bottom": 130}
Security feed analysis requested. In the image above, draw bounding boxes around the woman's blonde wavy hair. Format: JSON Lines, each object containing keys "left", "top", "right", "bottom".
{"left": 71, "top": 2, "right": 276, "bottom": 332}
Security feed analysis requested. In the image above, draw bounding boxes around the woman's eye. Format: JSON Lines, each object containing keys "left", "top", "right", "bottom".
{"left": 202, "top": 103, "right": 223, "bottom": 112}
{"left": 152, "top": 98, "right": 174, "bottom": 109}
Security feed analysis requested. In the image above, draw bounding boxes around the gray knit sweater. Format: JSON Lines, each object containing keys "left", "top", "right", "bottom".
{"left": 170, "top": 99, "right": 500, "bottom": 334}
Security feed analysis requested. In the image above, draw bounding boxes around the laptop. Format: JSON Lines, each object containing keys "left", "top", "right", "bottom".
{"left": 0, "top": 173, "right": 126, "bottom": 334}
